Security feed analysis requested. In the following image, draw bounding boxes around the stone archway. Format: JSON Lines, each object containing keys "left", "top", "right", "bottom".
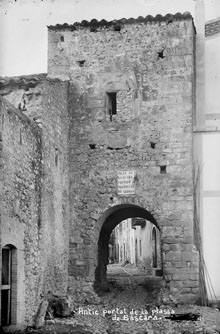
{"left": 94, "top": 204, "right": 161, "bottom": 291}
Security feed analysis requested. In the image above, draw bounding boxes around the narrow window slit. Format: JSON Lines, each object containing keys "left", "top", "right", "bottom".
{"left": 158, "top": 50, "right": 164, "bottom": 59}
{"left": 55, "top": 148, "right": 59, "bottom": 166}
{"left": 107, "top": 146, "right": 122, "bottom": 151}
{"left": 89, "top": 144, "right": 96, "bottom": 149}
{"left": 77, "top": 60, "right": 85, "bottom": 67}
{"left": 150, "top": 142, "right": 156, "bottom": 149}
{"left": 106, "top": 92, "right": 117, "bottom": 121}
{"left": 160, "top": 165, "right": 167, "bottom": 174}
{"left": 19, "top": 129, "right": 22, "bottom": 145}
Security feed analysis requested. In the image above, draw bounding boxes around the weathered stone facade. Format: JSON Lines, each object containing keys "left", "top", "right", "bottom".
{"left": 0, "top": 12, "right": 200, "bottom": 327}
{"left": 0, "top": 98, "right": 42, "bottom": 325}
{"left": 0, "top": 78, "right": 70, "bottom": 325}
{"left": 47, "top": 14, "right": 199, "bottom": 303}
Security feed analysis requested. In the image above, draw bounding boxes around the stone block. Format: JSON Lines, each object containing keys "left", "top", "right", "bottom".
{"left": 182, "top": 288, "right": 191, "bottom": 293}
{"left": 181, "top": 236, "right": 194, "bottom": 243}
{"left": 164, "top": 261, "right": 172, "bottom": 268}
{"left": 169, "top": 280, "right": 184, "bottom": 289}
{"left": 191, "top": 287, "right": 200, "bottom": 294}
{"left": 164, "top": 267, "right": 178, "bottom": 275}
{"left": 35, "top": 300, "right": 48, "bottom": 328}
{"left": 183, "top": 280, "right": 199, "bottom": 288}
{"left": 189, "top": 273, "right": 199, "bottom": 281}
{"left": 182, "top": 250, "right": 199, "bottom": 262}
{"left": 49, "top": 296, "right": 72, "bottom": 318}
{"left": 180, "top": 294, "right": 197, "bottom": 304}
{"left": 172, "top": 273, "right": 189, "bottom": 281}
{"left": 84, "top": 238, "right": 91, "bottom": 245}
{"left": 165, "top": 251, "right": 182, "bottom": 262}
{"left": 172, "top": 262, "right": 185, "bottom": 268}
{"left": 75, "top": 260, "right": 85, "bottom": 266}
{"left": 170, "top": 244, "right": 182, "bottom": 251}
{"left": 162, "top": 244, "right": 171, "bottom": 251}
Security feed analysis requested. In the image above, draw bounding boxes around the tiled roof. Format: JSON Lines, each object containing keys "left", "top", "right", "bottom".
{"left": 0, "top": 73, "right": 62, "bottom": 88}
{"left": 205, "top": 17, "right": 220, "bottom": 37}
{"left": 0, "top": 73, "right": 47, "bottom": 88}
{"left": 47, "top": 12, "right": 193, "bottom": 31}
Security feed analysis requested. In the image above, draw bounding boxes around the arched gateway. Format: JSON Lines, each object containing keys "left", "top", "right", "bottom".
{"left": 95, "top": 204, "right": 160, "bottom": 290}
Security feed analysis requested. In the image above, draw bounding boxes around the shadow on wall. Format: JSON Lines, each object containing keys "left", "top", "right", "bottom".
{"left": 94, "top": 204, "right": 162, "bottom": 292}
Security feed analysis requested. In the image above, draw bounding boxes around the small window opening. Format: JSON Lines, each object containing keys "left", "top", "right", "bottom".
{"left": 167, "top": 18, "right": 173, "bottom": 24}
{"left": 55, "top": 148, "right": 59, "bottom": 166}
{"left": 107, "top": 92, "right": 117, "bottom": 121}
{"left": 107, "top": 146, "right": 122, "bottom": 151}
{"left": 89, "top": 144, "right": 96, "bottom": 149}
{"left": 38, "top": 216, "right": 41, "bottom": 228}
{"left": 150, "top": 142, "right": 156, "bottom": 149}
{"left": 77, "top": 60, "right": 85, "bottom": 67}
{"left": 60, "top": 35, "right": 64, "bottom": 42}
{"left": 19, "top": 129, "right": 22, "bottom": 145}
{"left": 160, "top": 165, "right": 166, "bottom": 174}
{"left": 113, "top": 24, "right": 121, "bottom": 32}
{"left": 158, "top": 50, "right": 164, "bottom": 59}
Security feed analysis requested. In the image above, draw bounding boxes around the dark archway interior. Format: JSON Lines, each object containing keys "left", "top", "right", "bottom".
{"left": 95, "top": 204, "right": 160, "bottom": 291}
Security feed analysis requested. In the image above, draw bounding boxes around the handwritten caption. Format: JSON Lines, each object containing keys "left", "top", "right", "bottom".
{"left": 77, "top": 307, "right": 175, "bottom": 322}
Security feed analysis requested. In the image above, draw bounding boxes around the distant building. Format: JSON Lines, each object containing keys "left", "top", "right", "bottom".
{"left": 110, "top": 219, "right": 161, "bottom": 275}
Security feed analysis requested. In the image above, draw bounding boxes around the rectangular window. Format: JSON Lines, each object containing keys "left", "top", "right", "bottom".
{"left": 1, "top": 247, "right": 12, "bottom": 326}
{"left": 106, "top": 92, "right": 117, "bottom": 121}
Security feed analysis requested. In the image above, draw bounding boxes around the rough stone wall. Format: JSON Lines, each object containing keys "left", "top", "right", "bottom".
{"left": 0, "top": 97, "right": 42, "bottom": 324}
{"left": 37, "top": 80, "right": 70, "bottom": 298}
{"left": 48, "top": 18, "right": 199, "bottom": 303}
{"left": 0, "top": 78, "right": 70, "bottom": 325}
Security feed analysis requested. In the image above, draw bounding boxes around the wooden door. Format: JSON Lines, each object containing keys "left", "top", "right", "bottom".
{"left": 1, "top": 246, "right": 12, "bottom": 326}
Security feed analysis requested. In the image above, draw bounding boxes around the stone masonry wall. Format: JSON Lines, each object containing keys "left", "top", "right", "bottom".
{"left": 0, "top": 98, "right": 42, "bottom": 324}
{"left": 0, "top": 78, "right": 70, "bottom": 325}
{"left": 48, "top": 17, "right": 199, "bottom": 303}
{"left": 37, "top": 80, "right": 70, "bottom": 298}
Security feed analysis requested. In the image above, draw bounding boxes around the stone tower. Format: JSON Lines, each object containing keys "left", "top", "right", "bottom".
{"left": 47, "top": 13, "right": 199, "bottom": 303}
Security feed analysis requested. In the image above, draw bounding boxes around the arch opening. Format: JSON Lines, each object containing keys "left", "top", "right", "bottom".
{"left": 95, "top": 204, "right": 162, "bottom": 292}
{"left": 1, "top": 244, "right": 17, "bottom": 326}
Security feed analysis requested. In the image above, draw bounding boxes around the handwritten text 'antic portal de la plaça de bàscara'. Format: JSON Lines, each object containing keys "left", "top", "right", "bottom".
{"left": 77, "top": 307, "right": 175, "bottom": 322}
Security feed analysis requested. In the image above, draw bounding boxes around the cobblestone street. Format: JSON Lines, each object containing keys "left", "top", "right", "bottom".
{"left": 5, "top": 264, "right": 220, "bottom": 334}
{"left": 105, "top": 263, "right": 163, "bottom": 306}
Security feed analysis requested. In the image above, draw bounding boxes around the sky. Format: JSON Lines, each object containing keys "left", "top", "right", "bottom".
{"left": 0, "top": 0, "right": 219, "bottom": 77}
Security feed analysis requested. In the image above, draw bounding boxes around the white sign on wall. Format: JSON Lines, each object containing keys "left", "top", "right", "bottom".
{"left": 117, "top": 170, "right": 136, "bottom": 195}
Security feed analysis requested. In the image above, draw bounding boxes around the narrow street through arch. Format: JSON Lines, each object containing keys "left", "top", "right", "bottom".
{"left": 105, "top": 263, "right": 163, "bottom": 306}
{"left": 95, "top": 204, "right": 162, "bottom": 293}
